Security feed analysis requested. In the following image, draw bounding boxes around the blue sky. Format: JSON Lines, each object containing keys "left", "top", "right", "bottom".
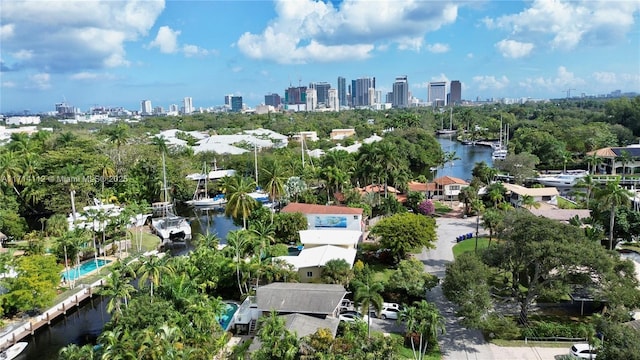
{"left": 1, "top": 0, "right": 639, "bottom": 113}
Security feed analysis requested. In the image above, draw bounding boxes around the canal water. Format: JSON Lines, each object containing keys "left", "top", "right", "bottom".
{"left": 22, "top": 211, "right": 238, "bottom": 360}
{"left": 435, "top": 135, "right": 494, "bottom": 181}
{"left": 24, "top": 137, "right": 488, "bottom": 358}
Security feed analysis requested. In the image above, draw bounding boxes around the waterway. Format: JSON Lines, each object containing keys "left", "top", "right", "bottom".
{"left": 22, "top": 211, "right": 238, "bottom": 359}
{"left": 435, "top": 134, "right": 494, "bottom": 181}
{"left": 24, "top": 137, "right": 486, "bottom": 358}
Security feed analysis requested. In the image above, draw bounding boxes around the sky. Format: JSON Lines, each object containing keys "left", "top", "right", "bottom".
{"left": 1, "top": 0, "right": 639, "bottom": 114}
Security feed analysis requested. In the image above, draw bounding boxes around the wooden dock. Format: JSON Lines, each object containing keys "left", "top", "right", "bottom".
{"left": 0, "top": 279, "right": 104, "bottom": 352}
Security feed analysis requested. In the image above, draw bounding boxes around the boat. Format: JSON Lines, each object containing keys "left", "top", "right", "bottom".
{"left": 491, "top": 117, "right": 508, "bottom": 161}
{"left": 436, "top": 107, "right": 457, "bottom": 135}
{"left": 492, "top": 148, "right": 508, "bottom": 161}
{"left": 67, "top": 198, "right": 151, "bottom": 231}
{"left": 1, "top": 342, "right": 28, "bottom": 360}
{"left": 186, "top": 161, "right": 228, "bottom": 208}
{"left": 535, "top": 170, "right": 588, "bottom": 188}
{"left": 150, "top": 153, "right": 192, "bottom": 243}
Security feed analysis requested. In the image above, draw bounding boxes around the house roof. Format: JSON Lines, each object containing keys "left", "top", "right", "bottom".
{"left": 282, "top": 313, "right": 340, "bottom": 338}
{"left": 407, "top": 181, "right": 437, "bottom": 192}
{"left": 529, "top": 209, "right": 591, "bottom": 222}
{"left": 587, "top": 144, "right": 640, "bottom": 158}
{"left": 434, "top": 176, "right": 468, "bottom": 186}
{"left": 299, "top": 230, "right": 362, "bottom": 247}
{"left": 281, "top": 203, "right": 363, "bottom": 215}
{"left": 277, "top": 245, "right": 357, "bottom": 270}
{"left": 502, "top": 183, "right": 559, "bottom": 197}
{"left": 256, "top": 283, "right": 347, "bottom": 315}
{"left": 358, "top": 184, "right": 400, "bottom": 194}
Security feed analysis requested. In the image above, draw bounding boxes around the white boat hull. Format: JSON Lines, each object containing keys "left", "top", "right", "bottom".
{"left": 1, "top": 342, "right": 27, "bottom": 360}
{"left": 150, "top": 216, "right": 192, "bottom": 242}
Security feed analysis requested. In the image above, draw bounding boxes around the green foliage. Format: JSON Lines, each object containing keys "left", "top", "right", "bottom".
{"left": 387, "top": 258, "right": 439, "bottom": 299}
{"left": 2, "top": 255, "right": 61, "bottom": 315}
{"left": 371, "top": 212, "right": 437, "bottom": 263}
{"left": 596, "top": 320, "right": 640, "bottom": 360}
{"left": 321, "top": 259, "right": 354, "bottom": 286}
{"left": 481, "top": 314, "right": 521, "bottom": 340}
{"left": 521, "top": 321, "right": 594, "bottom": 338}
{"left": 273, "top": 212, "right": 307, "bottom": 244}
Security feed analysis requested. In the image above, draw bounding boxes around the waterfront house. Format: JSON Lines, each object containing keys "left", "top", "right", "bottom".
{"left": 433, "top": 176, "right": 470, "bottom": 201}
{"left": 281, "top": 203, "right": 364, "bottom": 232}
{"left": 587, "top": 143, "right": 640, "bottom": 175}
{"left": 501, "top": 183, "right": 559, "bottom": 207}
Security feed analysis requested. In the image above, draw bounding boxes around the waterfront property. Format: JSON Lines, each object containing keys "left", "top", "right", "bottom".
{"left": 62, "top": 259, "right": 112, "bottom": 282}
{"left": 501, "top": 183, "right": 559, "bottom": 208}
{"left": 280, "top": 203, "right": 365, "bottom": 232}
{"left": 218, "top": 302, "right": 240, "bottom": 331}
{"left": 587, "top": 143, "right": 640, "bottom": 175}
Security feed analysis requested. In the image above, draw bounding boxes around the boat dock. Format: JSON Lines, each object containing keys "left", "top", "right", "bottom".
{"left": 0, "top": 278, "right": 105, "bottom": 352}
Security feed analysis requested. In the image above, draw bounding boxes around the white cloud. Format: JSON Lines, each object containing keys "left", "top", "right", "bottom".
{"left": 466, "top": 53, "right": 474, "bottom": 59}
{"left": 28, "top": 73, "right": 51, "bottom": 90}
{"left": 486, "top": 0, "right": 640, "bottom": 50}
{"left": 0, "top": 0, "right": 165, "bottom": 72}
{"left": 70, "top": 72, "right": 116, "bottom": 81}
{"left": 519, "top": 66, "right": 586, "bottom": 92}
{"left": 592, "top": 71, "right": 640, "bottom": 88}
{"left": 426, "top": 43, "right": 450, "bottom": 53}
{"left": 1, "top": 81, "right": 16, "bottom": 88}
{"left": 236, "top": 0, "right": 461, "bottom": 64}
{"left": 472, "top": 75, "right": 510, "bottom": 90}
{"left": 592, "top": 72, "right": 617, "bottom": 84}
{"left": 495, "top": 39, "right": 534, "bottom": 59}
{"left": 148, "top": 26, "right": 181, "bottom": 54}
{"left": 183, "top": 44, "right": 209, "bottom": 57}
{"left": 11, "top": 49, "right": 33, "bottom": 60}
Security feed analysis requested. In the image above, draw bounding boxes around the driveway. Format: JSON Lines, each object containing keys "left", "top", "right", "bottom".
{"left": 416, "top": 215, "right": 571, "bottom": 360}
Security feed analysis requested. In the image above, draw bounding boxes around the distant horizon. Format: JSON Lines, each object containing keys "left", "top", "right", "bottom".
{"left": 2, "top": 1, "right": 639, "bottom": 113}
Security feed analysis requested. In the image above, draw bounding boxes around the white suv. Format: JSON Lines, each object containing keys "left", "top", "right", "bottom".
{"left": 570, "top": 343, "right": 597, "bottom": 359}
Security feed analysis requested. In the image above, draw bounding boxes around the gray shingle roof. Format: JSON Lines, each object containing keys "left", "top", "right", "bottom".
{"left": 282, "top": 313, "right": 340, "bottom": 338}
{"left": 256, "top": 283, "right": 347, "bottom": 315}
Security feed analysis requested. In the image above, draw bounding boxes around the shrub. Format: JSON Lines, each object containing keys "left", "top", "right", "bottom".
{"left": 521, "top": 321, "right": 593, "bottom": 339}
{"left": 481, "top": 314, "right": 521, "bottom": 340}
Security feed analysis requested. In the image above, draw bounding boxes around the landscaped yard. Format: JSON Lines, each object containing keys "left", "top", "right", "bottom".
{"left": 452, "top": 237, "right": 491, "bottom": 257}
{"left": 388, "top": 333, "right": 441, "bottom": 360}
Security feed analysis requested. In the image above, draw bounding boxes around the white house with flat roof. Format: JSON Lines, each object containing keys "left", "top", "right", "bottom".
{"left": 298, "top": 230, "right": 361, "bottom": 249}
{"left": 281, "top": 203, "right": 364, "bottom": 232}
{"left": 502, "top": 183, "right": 559, "bottom": 207}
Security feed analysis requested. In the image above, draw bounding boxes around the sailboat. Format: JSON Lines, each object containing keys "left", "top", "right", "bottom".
{"left": 150, "top": 152, "right": 192, "bottom": 244}
{"left": 436, "top": 107, "right": 457, "bottom": 135}
{"left": 186, "top": 161, "right": 227, "bottom": 208}
{"left": 492, "top": 118, "right": 508, "bottom": 161}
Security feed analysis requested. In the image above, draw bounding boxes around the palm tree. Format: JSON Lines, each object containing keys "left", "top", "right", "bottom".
{"left": 560, "top": 150, "right": 572, "bottom": 173}
{"left": 98, "top": 161, "right": 116, "bottom": 194}
{"left": 225, "top": 230, "right": 252, "bottom": 295}
{"left": 520, "top": 194, "right": 540, "bottom": 209}
{"left": 354, "top": 279, "right": 384, "bottom": 338}
{"left": 100, "top": 268, "right": 136, "bottom": 317}
{"left": 151, "top": 136, "right": 169, "bottom": 155}
{"left": 482, "top": 208, "right": 502, "bottom": 247}
{"left": 106, "top": 123, "right": 130, "bottom": 164}
{"left": 261, "top": 160, "right": 287, "bottom": 204}
{"left": 223, "top": 175, "right": 258, "bottom": 229}
{"left": 60, "top": 163, "right": 85, "bottom": 219}
{"left": 458, "top": 186, "right": 476, "bottom": 215}
{"left": 0, "top": 151, "right": 24, "bottom": 196}
{"left": 585, "top": 153, "right": 601, "bottom": 175}
{"left": 378, "top": 142, "right": 401, "bottom": 198}
{"left": 249, "top": 219, "right": 276, "bottom": 256}
{"left": 137, "top": 255, "right": 174, "bottom": 300}
{"left": 575, "top": 174, "right": 597, "bottom": 208}
{"left": 595, "top": 178, "right": 631, "bottom": 250}
{"left": 398, "top": 300, "right": 446, "bottom": 360}
{"left": 618, "top": 150, "right": 632, "bottom": 176}
{"left": 470, "top": 198, "right": 485, "bottom": 252}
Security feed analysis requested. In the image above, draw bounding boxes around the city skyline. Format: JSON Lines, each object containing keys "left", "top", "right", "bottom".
{"left": 1, "top": 0, "right": 639, "bottom": 113}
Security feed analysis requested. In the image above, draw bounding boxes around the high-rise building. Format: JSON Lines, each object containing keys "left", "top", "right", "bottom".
{"left": 224, "top": 94, "right": 234, "bottom": 106}
{"left": 231, "top": 96, "right": 243, "bottom": 112}
{"left": 153, "top": 106, "right": 164, "bottom": 115}
{"left": 141, "top": 100, "right": 152, "bottom": 115}
{"left": 428, "top": 82, "right": 446, "bottom": 107}
{"left": 352, "top": 77, "right": 374, "bottom": 107}
{"left": 306, "top": 88, "right": 317, "bottom": 110}
{"left": 327, "top": 88, "right": 339, "bottom": 111}
{"left": 285, "top": 86, "right": 307, "bottom": 106}
{"left": 169, "top": 104, "right": 179, "bottom": 113}
{"left": 310, "top": 82, "right": 331, "bottom": 105}
{"left": 337, "top": 77, "right": 347, "bottom": 108}
{"left": 450, "top": 80, "right": 462, "bottom": 105}
{"left": 264, "top": 93, "right": 281, "bottom": 107}
{"left": 392, "top": 76, "right": 409, "bottom": 108}
{"left": 368, "top": 87, "right": 376, "bottom": 106}
{"left": 183, "top": 97, "right": 193, "bottom": 114}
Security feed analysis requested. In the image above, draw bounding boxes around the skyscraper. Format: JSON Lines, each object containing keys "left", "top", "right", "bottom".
{"left": 392, "top": 76, "right": 409, "bottom": 108}
{"left": 285, "top": 86, "right": 307, "bottom": 106}
{"left": 352, "top": 77, "right": 374, "bottom": 107}
{"left": 306, "top": 88, "right": 317, "bottom": 110}
{"left": 231, "top": 96, "right": 243, "bottom": 112}
{"left": 337, "top": 77, "right": 346, "bottom": 108}
{"left": 428, "top": 82, "right": 446, "bottom": 107}
{"left": 183, "top": 97, "right": 193, "bottom": 114}
{"left": 310, "top": 82, "right": 331, "bottom": 105}
{"left": 327, "top": 88, "right": 339, "bottom": 111}
{"left": 264, "top": 93, "right": 281, "bottom": 107}
{"left": 450, "top": 80, "right": 462, "bottom": 105}
{"left": 224, "top": 94, "right": 234, "bottom": 106}
{"left": 141, "top": 100, "right": 152, "bottom": 115}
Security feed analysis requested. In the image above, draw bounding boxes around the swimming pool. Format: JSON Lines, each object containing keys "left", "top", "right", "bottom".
{"left": 62, "top": 259, "right": 111, "bottom": 281}
{"left": 218, "top": 302, "right": 239, "bottom": 331}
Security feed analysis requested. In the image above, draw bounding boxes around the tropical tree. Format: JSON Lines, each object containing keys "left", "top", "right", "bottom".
{"left": 253, "top": 310, "right": 299, "bottom": 360}
{"left": 595, "top": 178, "right": 631, "bottom": 250}
{"left": 458, "top": 186, "right": 476, "bottom": 216}
{"left": 618, "top": 150, "right": 632, "bottom": 176}
{"left": 354, "top": 278, "right": 384, "bottom": 338}
{"left": 575, "top": 174, "right": 597, "bottom": 208}
{"left": 99, "top": 268, "right": 136, "bottom": 317}
{"left": 223, "top": 175, "right": 258, "bottom": 229}
{"left": 470, "top": 198, "right": 485, "bottom": 252}
{"left": 519, "top": 194, "right": 540, "bottom": 209}
{"left": 0, "top": 151, "right": 23, "bottom": 196}
{"left": 398, "top": 300, "right": 446, "bottom": 359}
{"left": 137, "top": 255, "right": 174, "bottom": 300}
{"left": 585, "top": 153, "right": 601, "bottom": 175}
{"left": 105, "top": 123, "right": 130, "bottom": 164}
{"left": 482, "top": 208, "right": 503, "bottom": 246}
{"left": 225, "top": 230, "right": 252, "bottom": 295}
{"left": 261, "top": 159, "right": 287, "bottom": 204}
{"left": 371, "top": 213, "right": 437, "bottom": 263}
{"left": 321, "top": 259, "right": 353, "bottom": 286}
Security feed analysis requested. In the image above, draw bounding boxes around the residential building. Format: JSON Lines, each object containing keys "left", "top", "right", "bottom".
{"left": 280, "top": 203, "right": 364, "bottom": 232}
{"left": 153, "top": 106, "right": 164, "bottom": 115}
{"left": 306, "top": 87, "right": 317, "bottom": 111}
{"left": 352, "top": 77, "right": 374, "bottom": 107}
{"left": 428, "top": 81, "right": 447, "bottom": 107}
{"left": 433, "top": 176, "right": 469, "bottom": 200}
{"left": 392, "top": 76, "right": 409, "bottom": 108}
{"left": 330, "top": 128, "right": 356, "bottom": 140}
{"left": 183, "top": 97, "right": 193, "bottom": 114}
{"left": 141, "top": 100, "right": 152, "bottom": 115}
{"left": 224, "top": 94, "right": 233, "bottom": 107}
{"left": 587, "top": 143, "right": 640, "bottom": 175}
{"left": 231, "top": 96, "right": 243, "bottom": 112}
{"left": 264, "top": 93, "right": 281, "bottom": 108}
{"left": 310, "top": 82, "right": 331, "bottom": 105}
{"left": 368, "top": 87, "right": 376, "bottom": 106}
{"left": 327, "top": 88, "right": 339, "bottom": 111}
{"left": 169, "top": 104, "right": 179, "bottom": 113}
{"left": 337, "top": 76, "right": 347, "bottom": 108}
{"left": 528, "top": 209, "right": 591, "bottom": 224}
{"left": 292, "top": 131, "right": 319, "bottom": 142}
{"left": 4, "top": 116, "right": 41, "bottom": 125}
{"left": 450, "top": 80, "right": 462, "bottom": 104}
{"left": 501, "top": 183, "right": 559, "bottom": 207}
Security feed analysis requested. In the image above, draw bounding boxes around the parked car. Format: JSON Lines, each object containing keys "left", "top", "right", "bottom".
{"left": 570, "top": 343, "right": 597, "bottom": 359}
{"left": 383, "top": 302, "right": 400, "bottom": 310}
{"left": 339, "top": 310, "right": 369, "bottom": 324}
{"left": 370, "top": 306, "right": 401, "bottom": 320}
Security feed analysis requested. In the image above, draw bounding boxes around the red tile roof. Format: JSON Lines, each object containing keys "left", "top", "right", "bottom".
{"left": 434, "top": 176, "right": 468, "bottom": 186}
{"left": 281, "top": 203, "right": 363, "bottom": 215}
{"left": 408, "top": 181, "right": 437, "bottom": 192}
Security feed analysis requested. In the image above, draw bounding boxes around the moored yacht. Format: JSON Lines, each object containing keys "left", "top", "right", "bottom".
{"left": 535, "top": 170, "right": 588, "bottom": 188}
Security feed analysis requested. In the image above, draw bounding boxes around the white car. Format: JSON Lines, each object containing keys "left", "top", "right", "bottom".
{"left": 383, "top": 302, "right": 400, "bottom": 310}
{"left": 339, "top": 310, "right": 369, "bottom": 324}
{"left": 370, "top": 306, "right": 401, "bottom": 320}
{"left": 570, "top": 343, "right": 597, "bottom": 359}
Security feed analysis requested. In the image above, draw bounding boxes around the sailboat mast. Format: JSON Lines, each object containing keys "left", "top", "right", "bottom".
{"left": 301, "top": 133, "right": 305, "bottom": 168}
{"left": 162, "top": 152, "right": 168, "bottom": 203}
{"left": 254, "top": 142, "right": 259, "bottom": 184}
{"left": 449, "top": 107, "right": 453, "bottom": 131}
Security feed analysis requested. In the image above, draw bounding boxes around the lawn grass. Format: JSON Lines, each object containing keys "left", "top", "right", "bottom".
{"left": 127, "top": 229, "right": 161, "bottom": 253}
{"left": 490, "top": 339, "right": 574, "bottom": 348}
{"left": 388, "top": 333, "right": 441, "bottom": 359}
{"left": 557, "top": 197, "right": 578, "bottom": 209}
{"left": 369, "top": 263, "right": 395, "bottom": 284}
{"left": 452, "top": 237, "right": 491, "bottom": 258}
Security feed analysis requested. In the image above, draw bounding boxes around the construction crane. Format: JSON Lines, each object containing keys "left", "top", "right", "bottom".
{"left": 564, "top": 88, "right": 576, "bottom": 99}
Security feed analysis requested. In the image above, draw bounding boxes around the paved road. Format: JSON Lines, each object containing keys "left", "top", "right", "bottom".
{"left": 416, "top": 216, "right": 569, "bottom": 360}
